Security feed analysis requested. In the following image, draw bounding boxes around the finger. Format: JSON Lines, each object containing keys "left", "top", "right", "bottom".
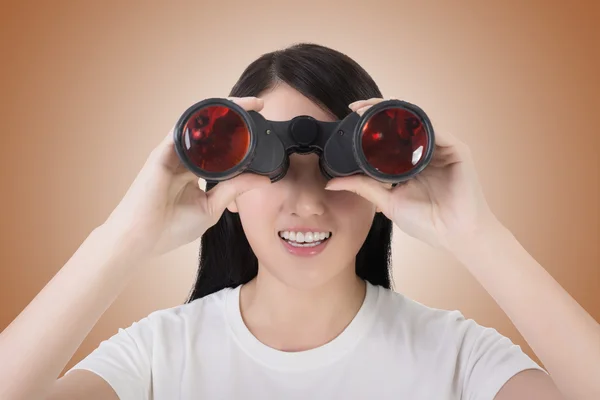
{"left": 168, "top": 170, "right": 202, "bottom": 198}
{"left": 355, "top": 99, "right": 399, "bottom": 116}
{"left": 150, "top": 126, "right": 175, "bottom": 153}
{"left": 161, "top": 126, "right": 175, "bottom": 145}
{"left": 349, "top": 97, "right": 401, "bottom": 111}
{"left": 433, "top": 130, "right": 463, "bottom": 148}
{"left": 226, "top": 96, "right": 265, "bottom": 112}
{"left": 349, "top": 98, "right": 383, "bottom": 111}
{"left": 145, "top": 126, "right": 181, "bottom": 171}
{"left": 325, "top": 175, "right": 391, "bottom": 214}
{"left": 355, "top": 104, "right": 374, "bottom": 117}
{"left": 206, "top": 173, "right": 271, "bottom": 217}
{"left": 172, "top": 169, "right": 198, "bottom": 186}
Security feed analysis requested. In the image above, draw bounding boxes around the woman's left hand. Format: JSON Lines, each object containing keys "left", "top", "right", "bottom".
{"left": 325, "top": 98, "right": 501, "bottom": 250}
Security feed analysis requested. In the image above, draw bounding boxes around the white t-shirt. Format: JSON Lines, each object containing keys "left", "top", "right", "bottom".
{"left": 67, "top": 281, "right": 545, "bottom": 399}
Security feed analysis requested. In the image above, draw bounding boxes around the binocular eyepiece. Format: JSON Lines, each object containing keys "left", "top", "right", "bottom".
{"left": 173, "top": 98, "right": 435, "bottom": 184}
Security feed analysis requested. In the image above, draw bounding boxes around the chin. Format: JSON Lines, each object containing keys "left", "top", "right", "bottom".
{"left": 259, "top": 253, "right": 351, "bottom": 291}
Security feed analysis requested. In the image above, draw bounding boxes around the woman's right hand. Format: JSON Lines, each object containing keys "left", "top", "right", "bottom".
{"left": 0, "top": 97, "right": 269, "bottom": 400}
{"left": 102, "top": 96, "right": 270, "bottom": 259}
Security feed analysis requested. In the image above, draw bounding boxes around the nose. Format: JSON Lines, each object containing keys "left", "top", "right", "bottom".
{"left": 289, "top": 185, "right": 326, "bottom": 217}
{"left": 282, "top": 156, "right": 326, "bottom": 218}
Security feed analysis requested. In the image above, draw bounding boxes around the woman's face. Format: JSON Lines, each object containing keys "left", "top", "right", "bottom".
{"left": 228, "top": 83, "right": 377, "bottom": 289}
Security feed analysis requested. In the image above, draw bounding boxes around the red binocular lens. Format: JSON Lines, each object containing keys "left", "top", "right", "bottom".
{"left": 359, "top": 107, "right": 429, "bottom": 176}
{"left": 180, "top": 105, "right": 251, "bottom": 173}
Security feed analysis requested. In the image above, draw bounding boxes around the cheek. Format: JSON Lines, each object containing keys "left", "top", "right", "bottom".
{"left": 328, "top": 192, "right": 376, "bottom": 239}
{"left": 235, "top": 187, "right": 280, "bottom": 238}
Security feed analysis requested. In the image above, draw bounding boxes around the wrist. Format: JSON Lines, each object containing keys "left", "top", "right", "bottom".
{"left": 90, "top": 223, "right": 152, "bottom": 264}
{"left": 443, "top": 214, "right": 511, "bottom": 261}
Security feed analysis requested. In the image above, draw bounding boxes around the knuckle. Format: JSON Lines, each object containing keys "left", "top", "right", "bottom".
{"left": 459, "top": 141, "right": 471, "bottom": 154}
{"left": 147, "top": 147, "right": 162, "bottom": 163}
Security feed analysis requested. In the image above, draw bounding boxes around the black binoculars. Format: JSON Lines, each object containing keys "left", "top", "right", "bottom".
{"left": 173, "top": 97, "right": 435, "bottom": 184}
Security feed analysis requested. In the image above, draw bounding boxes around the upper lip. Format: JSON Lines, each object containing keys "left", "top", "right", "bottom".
{"left": 278, "top": 227, "right": 332, "bottom": 233}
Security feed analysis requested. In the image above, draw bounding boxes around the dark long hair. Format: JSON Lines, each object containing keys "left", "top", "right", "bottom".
{"left": 186, "top": 43, "right": 393, "bottom": 302}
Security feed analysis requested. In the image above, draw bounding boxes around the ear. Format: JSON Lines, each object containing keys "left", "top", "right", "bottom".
{"left": 227, "top": 199, "right": 239, "bottom": 213}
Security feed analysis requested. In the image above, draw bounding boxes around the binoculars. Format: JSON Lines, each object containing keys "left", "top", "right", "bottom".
{"left": 173, "top": 97, "right": 435, "bottom": 184}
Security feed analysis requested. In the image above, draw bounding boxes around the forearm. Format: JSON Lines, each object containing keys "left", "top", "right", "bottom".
{"left": 447, "top": 221, "right": 600, "bottom": 400}
{"left": 0, "top": 224, "right": 145, "bottom": 400}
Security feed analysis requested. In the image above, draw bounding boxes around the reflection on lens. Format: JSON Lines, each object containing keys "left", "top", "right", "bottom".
{"left": 182, "top": 105, "right": 250, "bottom": 173}
{"left": 360, "top": 107, "right": 428, "bottom": 175}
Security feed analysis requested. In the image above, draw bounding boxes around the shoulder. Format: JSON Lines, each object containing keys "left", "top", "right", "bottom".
{"left": 125, "top": 286, "right": 236, "bottom": 339}
{"left": 371, "top": 284, "right": 544, "bottom": 395}
{"left": 375, "top": 284, "right": 469, "bottom": 330}
{"left": 67, "top": 286, "right": 238, "bottom": 374}
{"left": 372, "top": 284, "right": 510, "bottom": 350}
{"left": 64, "top": 288, "right": 240, "bottom": 398}
{"left": 371, "top": 284, "right": 544, "bottom": 376}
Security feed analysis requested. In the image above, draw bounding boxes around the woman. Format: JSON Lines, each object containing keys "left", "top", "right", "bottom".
{"left": 0, "top": 43, "right": 597, "bottom": 400}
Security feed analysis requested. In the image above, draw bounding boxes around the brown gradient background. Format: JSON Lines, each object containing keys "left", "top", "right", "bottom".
{"left": 0, "top": 0, "right": 598, "bottom": 376}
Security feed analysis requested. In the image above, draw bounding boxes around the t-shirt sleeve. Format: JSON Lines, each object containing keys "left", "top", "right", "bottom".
{"left": 65, "top": 316, "right": 155, "bottom": 400}
{"left": 457, "top": 317, "right": 547, "bottom": 400}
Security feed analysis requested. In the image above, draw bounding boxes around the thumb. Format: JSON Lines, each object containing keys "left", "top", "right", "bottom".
{"left": 325, "top": 175, "right": 391, "bottom": 214}
{"left": 205, "top": 173, "right": 271, "bottom": 218}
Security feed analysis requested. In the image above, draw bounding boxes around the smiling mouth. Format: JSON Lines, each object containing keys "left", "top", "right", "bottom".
{"left": 277, "top": 230, "right": 332, "bottom": 247}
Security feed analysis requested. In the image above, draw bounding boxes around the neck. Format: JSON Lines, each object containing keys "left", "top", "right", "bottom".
{"left": 239, "top": 265, "right": 366, "bottom": 352}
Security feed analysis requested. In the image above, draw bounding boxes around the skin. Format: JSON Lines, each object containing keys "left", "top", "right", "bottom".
{"left": 229, "top": 84, "right": 376, "bottom": 352}
{"left": 0, "top": 83, "right": 597, "bottom": 399}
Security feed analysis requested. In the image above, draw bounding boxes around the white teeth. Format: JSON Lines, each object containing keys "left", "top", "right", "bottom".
{"left": 279, "top": 230, "right": 331, "bottom": 244}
